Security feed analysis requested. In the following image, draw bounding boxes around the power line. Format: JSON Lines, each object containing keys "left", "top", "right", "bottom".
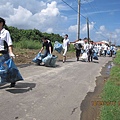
{"left": 87, "top": 19, "right": 108, "bottom": 39}
{"left": 61, "top": 0, "right": 108, "bottom": 40}
{"left": 61, "top": 0, "right": 87, "bottom": 19}
{"left": 81, "top": 0, "right": 109, "bottom": 39}
{"left": 61, "top": 0, "right": 78, "bottom": 13}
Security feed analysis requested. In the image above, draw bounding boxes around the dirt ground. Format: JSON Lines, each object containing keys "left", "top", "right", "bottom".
{"left": 13, "top": 49, "right": 76, "bottom": 65}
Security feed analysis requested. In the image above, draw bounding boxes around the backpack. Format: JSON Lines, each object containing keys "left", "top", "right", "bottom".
{"left": 74, "top": 43, "right": 82, "bottom": 50}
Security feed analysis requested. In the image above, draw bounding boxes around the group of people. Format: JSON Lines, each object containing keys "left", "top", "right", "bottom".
{"left": 0, "top": 17, "right": 116, "bottom": 88}
{"left": 36, "top": 34, "right": 116, "bottom": 64}
{"left": 0, "top": 17, "right": 70, "bottom": 87}
{"left": 73, "top": 39, "right": 117, "bottom": 62}
{"left": 38, "top": 34, "right": 70, "bottom": 64}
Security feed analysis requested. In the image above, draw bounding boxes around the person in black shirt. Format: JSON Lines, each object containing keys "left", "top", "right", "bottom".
{"left": 39, "top": 37, "right": 53, "bottom": 58}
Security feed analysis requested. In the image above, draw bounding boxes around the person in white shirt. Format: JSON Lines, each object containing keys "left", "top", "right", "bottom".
{"left": 62, "top": 34, "right": 70, "bottom": 63}
{"left": 74, "top": 39, "right": 83, "bottom": 61}
{"left": 103, "top": 43, "right": 108, "bottom": 57}
{"left": 0, "top": 17, "right": 23, "bottom": 87}
{"left": 84, "top": 41, "right": 89, "bottom": 52}
{"left": 88, "top": 41, "right": 94, "bottom": 62}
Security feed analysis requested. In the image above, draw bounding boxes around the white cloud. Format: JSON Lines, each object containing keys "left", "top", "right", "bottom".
{"left": 1, "top": 1, "right": 64, "bottom": 32}
{"left": 9, "top": 6, "right": 32, "bottom": 23}
{"left": 46, "top": 28, "right": 53, "bottom": 33}
{"left": 1, "top": 0, "right": 119, "bottom": 44}
{"left": 115, "top": 29, "right": 120, "bottom": 33}
{"left": 81, "top": 22, "right": 95, "bottom": 34}
{"left": 113, "top": 34, "right": 117, "bottom": 39}
{"left": 41, "top": 1, "right": 60, "bottom": 16}
{"left": 100, "top": 25, "right": 106, "bottom": 31}
{"left": 81, "top": 0, "right": 94, "bottom": 4}
{"left": 96, "top": 31, "right": 102, "bottom": 34}
{"left": 0, "top": 2, "right": 14, "bottom": 17}
{"left": 68, "top": 25, "right": 77, "bottom": 33}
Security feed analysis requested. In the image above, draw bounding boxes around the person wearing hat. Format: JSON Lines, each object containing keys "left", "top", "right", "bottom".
{"left": 62, "top": 34, "right": 70, "bottom": 63}
{"left": 0, "top": 17, "right": 23, "bottom": 87}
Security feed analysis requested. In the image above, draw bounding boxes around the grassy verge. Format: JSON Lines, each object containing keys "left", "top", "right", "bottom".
{"left": 13, "top": 40, "right": 75, "bottom": 51}
{"left": 100, "top": 50, "right": 120, "bottom": 120}
{"left": 13, "top": 40, "right": 42, "bottom": 49}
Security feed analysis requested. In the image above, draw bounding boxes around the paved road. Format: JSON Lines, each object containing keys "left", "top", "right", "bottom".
{"left": 0, "top": 56, "right": 112, "bottom": 120}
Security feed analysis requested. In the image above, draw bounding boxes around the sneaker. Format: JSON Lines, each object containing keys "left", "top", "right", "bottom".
{"left": 10, "top": 82, "right": 16, "bottom": 88}
{"left": 40, "top": 62, "right": 45, "bottom": 66}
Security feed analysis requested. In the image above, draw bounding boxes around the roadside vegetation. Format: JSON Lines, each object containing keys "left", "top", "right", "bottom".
{"left": 100, "top": 50, "right": 120, "bottom": 120}
{"left": 13, "top": 38, "right": 75, "bottom": 52}
{"left": 6, "top": 25, "right": 76, "bottom": 64}
{"left": 5, "top": 25, "right": 75, "bottom": 51}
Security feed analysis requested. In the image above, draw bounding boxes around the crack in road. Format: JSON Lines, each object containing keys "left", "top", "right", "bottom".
{"left": 71, "top": 107, "right": 78, "bottom": 115}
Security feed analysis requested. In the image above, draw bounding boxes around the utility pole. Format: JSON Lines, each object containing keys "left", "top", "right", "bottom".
{"left": 109, "top": 32, "right": 113, "bottom": 45}
{"left": 77, "top": 0, "right": 81, "bottom": 40}
{"left": 87, "top": 17, "right": 90, "bottom": 43}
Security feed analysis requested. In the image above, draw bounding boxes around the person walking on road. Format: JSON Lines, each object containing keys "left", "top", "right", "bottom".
{"left": 0, "top": 17, "right": 23, "bottom": 87}
{"left": 109, "top": 45, "right": 113, "bottom": 57}
{"left": 62, "top": 34, "right": 70, "bottom": 63}
{"left": 74, "top": 39, "right": 83, "bottom": 61}
{"left": 103, "top": 43, "right": 108, "bottom": 57}
{"left": 88, "top": 41, "right": 94, "bottom": 62}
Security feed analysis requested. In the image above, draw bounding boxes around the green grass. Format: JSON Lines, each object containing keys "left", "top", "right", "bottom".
{"left": 13, "top": 39, "right": 42, "bottom": 49}
{"left": 13, "top": 40, "right": 76, "bottom": 52}
{"left": 68, "top": 44, "right": 76, "bottom": 52}
{"left": 100, "top": 50, "right": 120, "bottom": 120}
{"left": 113, "top": 51, "right": 120, "bottom": 65}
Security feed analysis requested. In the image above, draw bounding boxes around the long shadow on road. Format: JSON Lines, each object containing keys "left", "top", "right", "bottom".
{"left": 0, "top": 82, "right": 36, "bottom": 94}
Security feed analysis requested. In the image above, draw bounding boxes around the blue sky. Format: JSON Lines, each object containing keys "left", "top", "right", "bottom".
{"left": 0, "top": 0, "right": 120, "bottom": 45}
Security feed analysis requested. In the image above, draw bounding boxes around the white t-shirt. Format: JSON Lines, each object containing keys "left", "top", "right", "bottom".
{"left": 84, "top": 43, "right": 89, "bottom": 50}
{"left": 0, "top": 28, "right": 12, "bottom": 51}
{"left": 104, "top": 45, "right": 108, "bottom": 50}
{"left": 62, "top": 38, "right": 70, "bottom": 49}
{"left": 88, "top": 43, "right": 93, "bottom": 49}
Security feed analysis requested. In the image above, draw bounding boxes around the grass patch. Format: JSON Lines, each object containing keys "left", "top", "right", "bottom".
{"left": 100, "top": 50, "right": 120, "bottom": 120}
{"left": 13, "top": 40, "right": 76, "bottom": 52}
{"left": 13, "top": 39, "right": 42, "bottom": 49}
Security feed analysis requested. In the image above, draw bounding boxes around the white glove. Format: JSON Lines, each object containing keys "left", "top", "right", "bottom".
{"left": 9, "top": 52, "right": 15, "bottom": 59}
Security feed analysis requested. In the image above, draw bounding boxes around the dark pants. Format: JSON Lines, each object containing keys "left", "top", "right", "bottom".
{"left": 76, "top": 49, "right": 81, "bottom": 61}
{"left": 88, "top": 49, "right": 93, "bottom": 62}
{"left": 42, "top": 50, "right": 50, "bottom": 58}
{"left": 104, "top": 50, "right": 107, "bottom": 56}
{"left": 110, "top": 50, "right": 113, "bottom": 57}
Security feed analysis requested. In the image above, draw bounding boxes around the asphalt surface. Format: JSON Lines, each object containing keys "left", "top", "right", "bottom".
{"left": 0, "top": 56, "right": 112, "bottom": 120}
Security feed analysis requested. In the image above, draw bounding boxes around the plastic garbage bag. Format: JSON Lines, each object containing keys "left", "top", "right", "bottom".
{"left": 32, "top": 53, "right": 44, "bottom": 64}
{"left": 32, "top": 53, "right": 41, "bottom": 63}
{"left": 107, "top": 50, "right": 110, "bottom": 55}
{"left": 50, "top": 55, "right": 57, "bottom": 67}
{"left": 0, "top": 58, "right": 23, "bottom": 83}
{"left": 93, "top": 52, "right": 98, "bottom": 60}
{"left": 42, "top": 54, "right": 57, "bottom": 67}
{"left": 54, "top": 41, "right": 63, "bottom": 53}
{"left": 42, "top": 54, "right": 52, "bottom": 67}
{"left": 113, "top": 50, "right": 116, "bottom": 55}
{"left": 80, "top": 52, "right": 88, "bottom": 61}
